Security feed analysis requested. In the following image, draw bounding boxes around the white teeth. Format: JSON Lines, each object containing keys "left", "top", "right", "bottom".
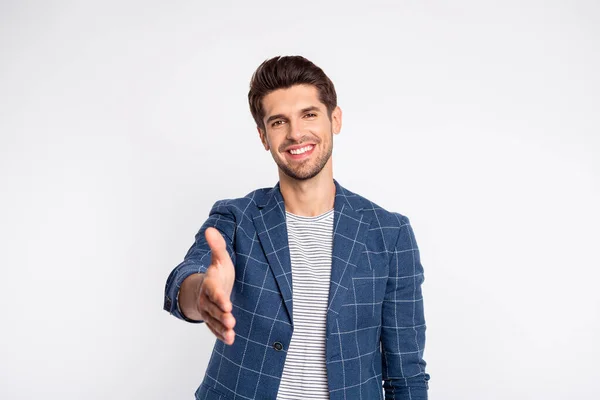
{"left": 289, "top": 145, "right": 313, "bottom": 155}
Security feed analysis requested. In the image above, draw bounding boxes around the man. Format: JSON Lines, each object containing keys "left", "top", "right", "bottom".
{"left": 163, "top": 55, "right": 430, "bottom": 400}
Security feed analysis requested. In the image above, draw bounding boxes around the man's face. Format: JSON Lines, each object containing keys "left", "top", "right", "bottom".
{"left": 258, "top": 84, "right": 342, "bottom": 181}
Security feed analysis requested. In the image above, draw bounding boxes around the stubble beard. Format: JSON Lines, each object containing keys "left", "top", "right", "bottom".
{"left": 275, "top": 135, "right": 333, "bottom": 181}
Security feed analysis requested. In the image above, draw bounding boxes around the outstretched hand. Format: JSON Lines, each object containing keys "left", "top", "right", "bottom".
{"left": 197, "top": 227, "right": 236, "bottom": 345}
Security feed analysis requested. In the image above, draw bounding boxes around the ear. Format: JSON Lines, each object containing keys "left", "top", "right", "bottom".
{"left": 331, "top": 106, "right": 342, "bottom": 135}
{"left": 257, "top": 127, "right": 270, "bottom": 150}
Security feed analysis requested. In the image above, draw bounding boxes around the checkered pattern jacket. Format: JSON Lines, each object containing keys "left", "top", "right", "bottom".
{"left": 163, "top": 179, "right": 430, "bottom": 399}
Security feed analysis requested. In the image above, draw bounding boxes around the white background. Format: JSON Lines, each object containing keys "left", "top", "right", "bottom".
{"left": 1, "top": 1, "right": 599, "bottom": 399}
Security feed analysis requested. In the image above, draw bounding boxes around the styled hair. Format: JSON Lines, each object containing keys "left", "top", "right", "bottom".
{"left": 248, "top": 55, "right": 337, "bottom": 131}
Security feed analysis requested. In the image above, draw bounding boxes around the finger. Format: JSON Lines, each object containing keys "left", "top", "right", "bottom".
{"left": 204, "top": 320, "right": 224, "bottom": 341}
{"left": 200, "top": 299, "right": 235, "bottom": 336}
{"left": 211, "top": 289, "right": 233, "bottom": 313}
{"left": 202, "top": 283, "right": 232, "bottom": 313}
{"left": 204, "top": 314, "right": 235, "bottom": 344}
{"left": 204, "top": 227, "right": 230, "bottom": 265}
{"left": 223, "top": 329, "right": 235, "bottom": 345}
{"left": 202, "top": 311, "right": 227, "bottom": 336}
{"left": 203, "top": 296, "right": 236, "bottom": 329}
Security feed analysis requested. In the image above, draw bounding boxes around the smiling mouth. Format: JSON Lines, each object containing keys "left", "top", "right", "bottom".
{"left": 286, "top": 144, "right": 315, "bottom": 160}
{"left": 288, "top": 144, "right": 314, "bottom": 155}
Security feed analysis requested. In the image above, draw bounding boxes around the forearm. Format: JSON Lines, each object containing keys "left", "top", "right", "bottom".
{"left": 164, "top": 199, "right": 238, "bottom": 321}
{"left": 381, "top": 214, "right": 430, "bottom": 398}
{"left": 178, "top": 273, "right": 205, "bottom": 321}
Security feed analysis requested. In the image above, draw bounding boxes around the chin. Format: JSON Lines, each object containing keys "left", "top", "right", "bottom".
{"left": 285, "top": 167, "right": 323, "bottom": 181}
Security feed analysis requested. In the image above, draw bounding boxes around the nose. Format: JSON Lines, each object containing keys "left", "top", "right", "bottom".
{"left": 286, "top": 117, "right": 305, "bottom": 141}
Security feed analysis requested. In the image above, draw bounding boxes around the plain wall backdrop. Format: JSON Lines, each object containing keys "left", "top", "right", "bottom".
{"left": 1, "top": 1, "right": 599, "bottom": 399}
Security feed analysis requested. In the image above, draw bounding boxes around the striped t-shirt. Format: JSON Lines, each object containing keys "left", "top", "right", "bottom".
{"left": 276, "top": 208, "right": 334, "bottom": 400}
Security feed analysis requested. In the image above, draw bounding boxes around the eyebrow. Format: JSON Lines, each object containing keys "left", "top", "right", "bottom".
{"left": 265, "top": 105, "right": 322, "bottom": 125}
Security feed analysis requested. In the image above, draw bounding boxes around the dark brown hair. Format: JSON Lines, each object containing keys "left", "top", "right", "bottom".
{"left": 248, "top": 55, "right": 337, "bottom": 131}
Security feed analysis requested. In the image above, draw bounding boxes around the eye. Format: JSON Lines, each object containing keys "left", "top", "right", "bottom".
{"left": 305, "top": 113, "right": 317, "bottom": 118}
{"left": 271, "top": 120, "right": 284, "bottom": 127}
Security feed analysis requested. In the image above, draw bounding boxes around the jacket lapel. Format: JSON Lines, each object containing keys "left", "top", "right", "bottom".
{"left": 252, "top": 183, "right": 294, "bottom": 326}
{"left": 326, "top": 179, "right": 371, "bottom": 336}
{"left": 252, "top": 179, "right": 371, "bottom": 335}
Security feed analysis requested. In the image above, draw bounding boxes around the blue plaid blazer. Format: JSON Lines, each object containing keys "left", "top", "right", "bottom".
{"left": 163, "top": 179, "right": 430, "bottom": 400}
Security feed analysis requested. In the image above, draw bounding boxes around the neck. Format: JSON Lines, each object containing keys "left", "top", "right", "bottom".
{"left": 278, "top": 162, "right": 336, "bottom": 217}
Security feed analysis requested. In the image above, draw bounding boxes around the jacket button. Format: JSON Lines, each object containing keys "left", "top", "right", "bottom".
{"left": 273, "top": 341, "right": 283, "bottom": 351}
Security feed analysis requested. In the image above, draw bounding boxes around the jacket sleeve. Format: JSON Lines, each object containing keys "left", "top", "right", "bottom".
{"left": 381, "top": 214, "right": 430, "bottom": 399}
{"left": 163, "top": 200, "right": 237, "bottom": 323}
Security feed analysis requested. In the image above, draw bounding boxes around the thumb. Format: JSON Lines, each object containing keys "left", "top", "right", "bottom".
{"left": 205, "top": 227, "right": 230, "bottom": 266}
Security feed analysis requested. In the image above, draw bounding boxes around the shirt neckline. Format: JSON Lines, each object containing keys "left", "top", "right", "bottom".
{"left": 285, "top": 208, "right": 334, "bottom": 221}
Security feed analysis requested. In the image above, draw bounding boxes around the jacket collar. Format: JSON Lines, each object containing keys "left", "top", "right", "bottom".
{"left": 255, "top": 178, "right": 364, "bottom": 213}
